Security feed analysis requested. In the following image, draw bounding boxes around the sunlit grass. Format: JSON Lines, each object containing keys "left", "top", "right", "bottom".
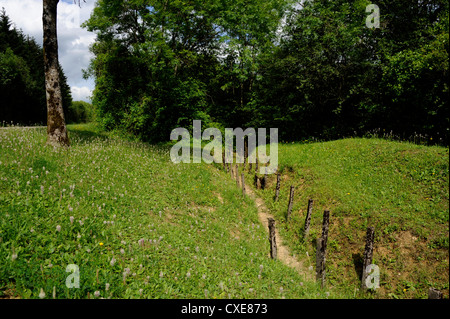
{"left": 0, "top": 124, "right": 329, "bottom": 299}
{"left": 254, "top": 138, "right": 449, "bottom": 298}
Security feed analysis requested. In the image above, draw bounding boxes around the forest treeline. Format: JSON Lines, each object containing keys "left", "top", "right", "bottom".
{"left": 0, "top": 9, "right": 73, "bottom": 125}
{"left": 83, "top": 0, "right": 448, "bottom": 144}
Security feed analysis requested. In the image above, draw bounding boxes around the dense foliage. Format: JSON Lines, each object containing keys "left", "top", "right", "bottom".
{"left": 84, "top": 0, "right": 448, "bottom": 144}
{"left": 253, "top": 0, "right": 449, "bottom": 143}
{"left": 67, "top": 101, "right": 95, "bottom": 124}
{"left": 0, "top": 9, "right": 72, "bottom": 126}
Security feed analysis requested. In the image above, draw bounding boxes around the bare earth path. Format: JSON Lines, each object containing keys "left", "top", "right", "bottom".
{"left": 244, "top": 184, "right": 314, "bottom": 281}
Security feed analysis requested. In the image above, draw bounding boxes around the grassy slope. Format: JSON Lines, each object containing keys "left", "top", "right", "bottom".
{"left": 254, "top": 138, "right": 449, "bottom": 298}
{"left": 0, "top": 124, "right": 326, "bottom": 299}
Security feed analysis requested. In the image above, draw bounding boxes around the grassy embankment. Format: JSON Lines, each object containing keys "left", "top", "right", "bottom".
{"left": 252, "top": 138, "right": 449, "bottom": 298}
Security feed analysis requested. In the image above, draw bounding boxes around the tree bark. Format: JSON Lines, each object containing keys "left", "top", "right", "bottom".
{"left": 43, "top": 0, "right": 70, "bottom": 147}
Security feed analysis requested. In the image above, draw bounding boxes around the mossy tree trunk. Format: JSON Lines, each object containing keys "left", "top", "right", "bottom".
{"left": 43, "top": 0, "right": 70, "bottom": 147}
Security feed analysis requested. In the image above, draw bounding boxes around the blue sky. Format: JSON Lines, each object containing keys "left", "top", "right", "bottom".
{"left": 0, "top": 0, "right": 96, "bottom": 102}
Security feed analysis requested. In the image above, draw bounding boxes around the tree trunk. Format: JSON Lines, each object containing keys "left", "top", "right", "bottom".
{"left": 43, "top": 0, "right": 70, "bottom": 147}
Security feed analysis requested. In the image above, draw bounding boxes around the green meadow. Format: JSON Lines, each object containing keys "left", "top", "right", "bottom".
{"left": 0, "top": 125, "right": 448, "bottom": 299}
{"left": 0, "top": 124, "right": 325, "bottom": 299}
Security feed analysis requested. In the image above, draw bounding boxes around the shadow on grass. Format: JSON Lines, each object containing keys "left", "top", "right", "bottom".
{"left": 67, "top": 123, "right": 174, "bottom": 154}
{"left": 67, "top": 123, "right": 110, "bottom": 143}
{"left": 352, "top": 253, "right": 364, "bottom": 281}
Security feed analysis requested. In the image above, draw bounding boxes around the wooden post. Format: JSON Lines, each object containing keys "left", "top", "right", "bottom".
{"left": 274, "top": 173, "right": 281, "bottom": 201}
{"left": 268, "top": 218, "right": 277, "bottom": 259}
{"left": 254, "top": 173, "right": 259, "bottom": 189}
{"left": 235, "top": 164, "right": 239, "bottom": 187}
{"left": 304, "top": 199, "right": 314, "bottom": 236}
{"left": 261, "top": 168, "right": 267, "bottom": 190}
{"left": 286, "top": 186, "right": 295, "bottom": 222}
{"left": 361, "top": 226, "right": 375, "bottom": 290}
{"left": 241, "top": 172, "right": 245, "bottom": 197}
{"left": 255, "top": 157, "right": 259, "bottom": 173}
{"left": 222, "top": 151, "right": 226, "bottom": 171}
{"left": 316, "top": 210, "right": 330, "bottom": 288}
{"left": 428, "top": 287, "right": 443, "bottom": 299}
{"left": 244, "top": 138, "right": 248, "bottom": 170}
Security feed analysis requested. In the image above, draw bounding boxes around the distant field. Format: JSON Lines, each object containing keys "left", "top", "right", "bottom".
{"left": 0, "top": 124, "right": 326, "bottom": 299}
{"left": 253, "top": 138, "right": 449, "bottom": 298}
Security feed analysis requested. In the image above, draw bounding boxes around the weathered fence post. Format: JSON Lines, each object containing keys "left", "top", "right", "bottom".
{"left": 286, "top": 186, "right": 295, "bottom": 221}
{"left": 268, "top": 218, "right": 277, "bottom": 259}
{"left": 261, "top": 168, "right": 267, "bottom": 190}
{"left": 304, "top": 199, "right": 314, "bottom": 236}
{"left": 244, "top": 138, "right": 248, "bottom": 170}
{"left": 361, "top": 226, "right": 375, "bottom": 290}
{"left": 222, "top": 151, "right": 226, "bottom": 171}
{"left": 274, "top": 173, "right": 281, "bottom": 201}
{"left": 241, "top": 172, "right": 245, "bottom": 197}
{"left": 316, "top": 210, "right": 330, "bottom": 288}
{"left": 428, "top": 287, "right": 443, "bottom": 299}
{"left": 235, "top": 164, "right": 239, "bottom": 187}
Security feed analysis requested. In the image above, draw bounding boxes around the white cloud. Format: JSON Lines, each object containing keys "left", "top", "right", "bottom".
{"left": 71, "top": 86, "right": 92, "bottom": 102}
{"left": 0, "top": 0, "right": 96, "bottom": 101}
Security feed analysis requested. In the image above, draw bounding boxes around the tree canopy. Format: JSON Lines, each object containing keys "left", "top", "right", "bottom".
{"left": 83, "top": 0, "right": 448, "bottom": 144}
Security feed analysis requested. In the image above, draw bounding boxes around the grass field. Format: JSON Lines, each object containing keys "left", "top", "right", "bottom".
{"left": 0, "top": 125, "right": 448, "bottom": 299}
{"left": 0, "top": 124, "right": 327, "bottom": 299}
{"left": 253, "top": 138, "right": 449, "bottom": 298}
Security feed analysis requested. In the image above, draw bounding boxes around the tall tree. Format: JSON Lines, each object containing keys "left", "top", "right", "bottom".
{"left": 42, "top": 0, "right": 70, "bottom": 147}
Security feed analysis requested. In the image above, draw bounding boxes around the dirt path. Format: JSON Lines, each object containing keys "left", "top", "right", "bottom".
{"left": 244, "top": 183, "right": 314, "bottom": 281}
